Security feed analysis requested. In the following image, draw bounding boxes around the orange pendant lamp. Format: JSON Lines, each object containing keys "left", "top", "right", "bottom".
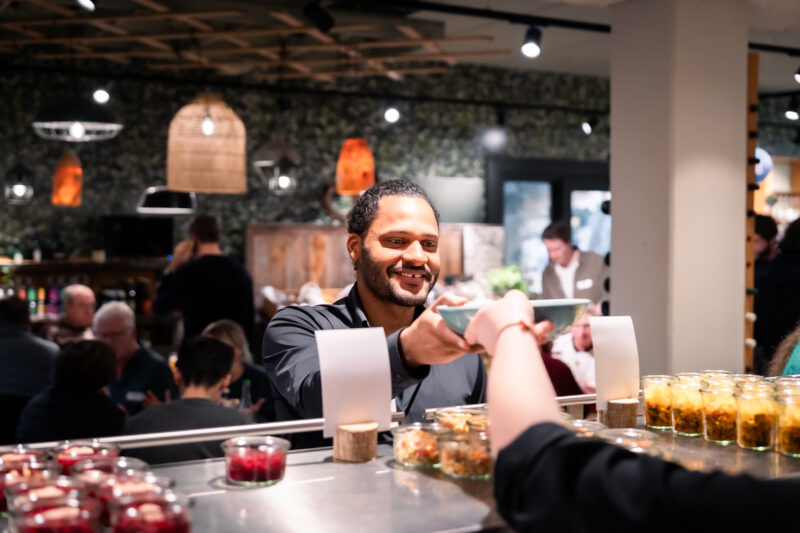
{"left": 335, "top": 138, "right": 374, "bottom": 195}
{"left": 51, "top": 150, "right": 83, "bottom": 207}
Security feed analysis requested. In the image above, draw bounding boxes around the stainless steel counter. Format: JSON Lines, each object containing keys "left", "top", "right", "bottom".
{"left": 153, "top": 444, "right": 508, "bottom": 533}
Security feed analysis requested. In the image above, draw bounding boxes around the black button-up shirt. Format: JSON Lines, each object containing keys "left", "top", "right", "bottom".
{"left": 262, "top": 284, "right": 486, "bottom": 449}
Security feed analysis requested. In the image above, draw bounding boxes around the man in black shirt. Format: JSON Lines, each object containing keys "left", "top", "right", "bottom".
{"left": 93, "top": 302, "right": 177, "bottom": 416}
{"left": 154, "top": 214, "right": 254, "bottom": 339}
{"left": 124, "top": 337, "right": 251, "bottom": 464}
{"left": 263, "top": 180, "right": 486, "bottom": 449}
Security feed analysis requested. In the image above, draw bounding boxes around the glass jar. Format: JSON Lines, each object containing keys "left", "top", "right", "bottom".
{"left": 221, "top": 436, "right": 290, "bottom": 487}
{"left": 700, "top": 369, "right": 732, "bottom": 379}
{"left": 391, "top": 423, "right": 448, "bottom": 468}
{"left": 438, "top": 430, "right": 491, "bottom": 479}
{"left": 0, "top": 456, "right": 60, "bottom": 514}
{"left": 701, "top": 386, "right": 737, "bottom": 445}
{"left": 669, "top": 381, "right": 703, "bottom": 436}
{"left": 777, "top": 388, "right": 800, "bottom": 457}
{"left": 731, "top": 374, "right": 765, "bottom": 388}
{"left": 598, "top": 428, "right": 660, "bottom": 455}
{"left": 10, "top": 495, "right": 100, "bottom": 533}
{"left": 52, "top": 440, "right": 119, "bottom": 475}
{"left": 570, "top": 419, "right": 607, "bottom": 438}
{"left": 641, "top": 375, "right": 676, "bottom": 430}
{"left": 775, "top": 376, "right": 800, "bottom": 392}
{"left": 5, "top": 476, "right": 87, "bottom": 515}
{"left": 0, "top": 444, "right": 48, "bottom": 464}
{"left": 433, "top": 407, "right": 484, "bottom": 433}
{"left": 675, "top": 372, "right": 704, "bottom": 384}
{"left": 109, "top": 490, "right": 192, "bottom": 533}
{"left": 736, "top": 389, "right": 777, "bottom": 451}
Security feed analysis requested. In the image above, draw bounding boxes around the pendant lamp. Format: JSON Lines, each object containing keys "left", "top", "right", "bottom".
{"left": 51, "top": 150, "right": 83, "bottom": 207}
{"left": 253, "top": 133, "right": 300, "bottom": 195}
{"left": 5, "top": 163, "right": 34, "bottom": 204}
{"left": 335, "top": 138, "right": 374, "bottom": 195}
{"left": 32, "top": 97, "right": 122, "bottom": 142}
{"left": 167, "top": 93, "right": 247, "bottom": 194}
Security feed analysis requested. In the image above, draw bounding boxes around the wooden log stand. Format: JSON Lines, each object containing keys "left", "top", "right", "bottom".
{"left": 598, "top": 398, "right": 639, "bottom": 428}
{"left": 333, "top": 422, "right": 378, "bottom": 463}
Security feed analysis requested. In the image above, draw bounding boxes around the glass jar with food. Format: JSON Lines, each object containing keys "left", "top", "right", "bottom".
{"left": 701, "top": 386, "right": 737, "bottom": 445}
{"left": 675, "top": 372, "right": 704, "bottom": 384}
{"left": 52, "top": 440, "right": 119, "bottom": 475}
{"left": 570, "top": 419, "right": 607, "bottom": 438}
{"left": 669, "top": 381, "right": 703, "bottom": 436}
{"left": 110, "top": 490, "right": 191, "bottom": 533}
{"left": 641, "top": 375, "right": 676, "bottom": 430}
{"left": 433, "top": 407, "right": 484, "bottom": 433}
{"left": 221, "top": 436, "right": 290, "bottom": 487}
{"left": 439, "top": 430, "right": 491, "bottom": 479}
{"left": 5, "top": 476, "right": 87, "bottom": 515}
{"left": 391, "top": 423, "right": 448, "bottom": 468}
{"left": 736, "top": 389, "right": 777, "bottom": 451}
{"left": 598, "top": 428, "right": 660, "bottom": 455}
{"left": 777, "top": 388, "right": 800, "bottom": 457}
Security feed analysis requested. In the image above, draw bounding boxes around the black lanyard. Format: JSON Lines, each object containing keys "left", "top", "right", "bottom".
{"left": 403, "top": 381, "right": 424, "bottom": 417}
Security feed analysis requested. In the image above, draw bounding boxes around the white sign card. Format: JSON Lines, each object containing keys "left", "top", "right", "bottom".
{"left": 315, "top": 328, "right": 392, "bottom": 438}
{"left": 590, "top": 316, "right": 641, "bottom": 411}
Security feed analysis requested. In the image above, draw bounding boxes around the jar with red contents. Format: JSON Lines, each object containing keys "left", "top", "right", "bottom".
{"left": 109, "top": 490, "right": 192, "bottom": 533}
{"left": 94, "top": 471, "right": 173, "bottom": 526}
{"left": 0, "top": 456, "right": 60, "bottom": 513}
{"left": 5, "top": 476, "right": 87, "bottom": 515}
{"left": 52, "top": 440, "right": 119, "bottom": 474}
{"left": 10, "top": 495, "right": 100, "bottom": 533}
{"left": 221, "top": 435, "right": 290, "bottom": 487}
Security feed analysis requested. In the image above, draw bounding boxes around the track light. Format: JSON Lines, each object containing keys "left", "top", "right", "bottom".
{"left": 77, "top": 0, "right": 95, "bottom": 11}
{"left": 786, "top": 96, "right": 799, "bottom": 121}
{"left": 521, "top": 26, "right": 542, "bottom": 58}
{"left": 482, "top": 108, "right": 508, "bottom": 151}
{"left": 93, "top": 89, "right": 110, "bottom": 104}
{"left": 795, "top": 66, "right": 800, "bottom": 85}
{"left": 384, "top": 106, "right": 400, "bottom": 123}
{"left": 581, "top": 117, "right": 597, "bottom": 135}
{"left": 303, "top": 2, "right": 335, "bottom": 34}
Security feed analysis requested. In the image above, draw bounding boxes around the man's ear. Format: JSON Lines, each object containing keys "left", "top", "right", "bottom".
{"left": 221, "top": 374, "right": 232, "bottom": 390}
{"left": 346, "top": 234, "right": 362, "bottom": 267}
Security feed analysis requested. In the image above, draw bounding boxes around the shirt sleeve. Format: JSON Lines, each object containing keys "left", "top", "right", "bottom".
{"left": 494, "top": 422, "right": 800, "bottom": 532}
{"left": 262, "top": 307, "right": 429, "bottom": 419}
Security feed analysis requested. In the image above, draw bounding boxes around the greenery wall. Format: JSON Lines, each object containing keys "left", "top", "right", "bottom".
{"left": 0, "top": 64, "right": 610, "bottom": 260}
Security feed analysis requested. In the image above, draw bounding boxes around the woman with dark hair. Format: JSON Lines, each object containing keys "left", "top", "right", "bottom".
{"left": 15, "top": 340, "right": 125, "bottom": 443}
{"left": 767, "top": 320, "right": 800, "bottom": 376}
{"left": 754, "top": 217, "right": 800, "bottom": 374}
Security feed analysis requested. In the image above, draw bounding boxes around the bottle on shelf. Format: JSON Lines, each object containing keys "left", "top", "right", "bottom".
{"left": 239, "top": 379, "right": 253, "bottom": 414}
{"left": 26, "top": 286, "right": 36, "bottom": 316}
{"left": 36, "top": 287, "right": 45, "bottom": 316}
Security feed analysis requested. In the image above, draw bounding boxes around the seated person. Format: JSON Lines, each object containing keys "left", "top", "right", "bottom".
{"left": 551, "top": 309, "right": 596, "bottom": 393}
{"left": 464, "top": 290, "right": 799, "bottom": 532}
{"left": 202, "top": 319, "right": 276, "bottom": 422}
{"left": 93, "top": 302, "right": 178, "bottom": 416}
{"left": 123, "top": 337, "right": 252, "bottom": 464}
{"left": 0, "top": 296, "right": 59, "bottom": 398}
{"left": 16, "top": 341, "right": 125, "bottom": 443}
{"left": 42, "top": 284, "right": 96, "bottom": 346}
{"left": 263, "top": 180, "right": 485, "bottom": 449}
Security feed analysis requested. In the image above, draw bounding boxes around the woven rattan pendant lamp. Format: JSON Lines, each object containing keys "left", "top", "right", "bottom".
{"left": 335, "top": 138, "right": 374, "bottom": 195}
{"left": 167, "top": 93, "right": 247, "bottom": 194}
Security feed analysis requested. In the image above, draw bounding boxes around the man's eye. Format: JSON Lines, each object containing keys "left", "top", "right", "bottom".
{"left": 387, "top": 238, "right": 404, "bottom": 245}
{"left": 423, "top": 241, "right": 438, "bottom": 250}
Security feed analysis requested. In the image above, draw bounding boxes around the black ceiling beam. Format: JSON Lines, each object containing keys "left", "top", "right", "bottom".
{"left": 749, "top": 43, "right": 800, "bottom": 57}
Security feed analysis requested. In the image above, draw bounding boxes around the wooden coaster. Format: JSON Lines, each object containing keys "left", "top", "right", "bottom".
{"left": 333, "top": 422, "right": 378, "bottom": 463}
{"left": 598, "top": 398, "right": 639, "bottom": 428}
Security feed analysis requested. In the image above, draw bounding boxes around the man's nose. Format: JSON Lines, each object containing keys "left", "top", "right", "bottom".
{"left": 402, "top": 241, "right": 426, "bottom": 263}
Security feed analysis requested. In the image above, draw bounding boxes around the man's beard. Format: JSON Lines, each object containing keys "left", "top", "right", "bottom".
{"left": 357, "top": 245, "right": 437, "bottom": 307}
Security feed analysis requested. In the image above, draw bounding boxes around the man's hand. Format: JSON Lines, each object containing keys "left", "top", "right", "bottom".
{"left": 142, "top": 389, "right": 171, "bottom": 408}
{"left": 399, "top": 292, "right": 475, "bottom": 368}
{"left": 241, "top": 398, "right": 266, "bottom": 419}
{"left": 167, "top": 240, "right": 195, "bottom": 273}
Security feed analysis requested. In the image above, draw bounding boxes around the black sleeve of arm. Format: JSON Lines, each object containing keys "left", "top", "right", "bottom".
{"left": 494, "top": 423, "right": 800, "bottom": 532}
{"left": 153, "top": 271, "right": 180, "bottom": 316}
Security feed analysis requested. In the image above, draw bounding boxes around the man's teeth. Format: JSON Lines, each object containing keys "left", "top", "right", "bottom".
{"left": 398, "top": 272, "right": 424, "bottom": 278}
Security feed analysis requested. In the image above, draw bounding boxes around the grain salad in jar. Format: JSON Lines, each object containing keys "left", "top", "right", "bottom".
{"left": 736, "top": 388, "right": 777, "bottom": 451}
{"left": 641, "top": 375, "right": 676, "bottom": 430}
{"left": 391, "top": 423, "right": 448, "bottom": 468}
{"left": 669, "top": 381, "right": 703, "bottom": 436}
{"left": 777, "top": 388, "right": 800, "bottom": 457}
{"left": 701, "top": 386, "right": 737, "bottom": 445}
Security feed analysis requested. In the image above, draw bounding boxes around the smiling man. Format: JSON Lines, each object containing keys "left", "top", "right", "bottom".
{"left": 262, "top": 179, "right": 486, "bottom": 449}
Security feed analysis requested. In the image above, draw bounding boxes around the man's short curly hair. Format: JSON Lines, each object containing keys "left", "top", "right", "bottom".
{"left": 346, "top": 179, "right": 440, "bottom": 238}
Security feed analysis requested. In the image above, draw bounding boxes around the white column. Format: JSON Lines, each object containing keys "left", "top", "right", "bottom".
{"left": 610, "top": 0, "right": 748, "bottom": 374}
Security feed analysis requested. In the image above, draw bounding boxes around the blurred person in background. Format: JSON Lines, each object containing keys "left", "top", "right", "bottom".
{"left": 551, "top": 308, "right": 596, "bottom": 393}
{"left": 754, "top": 217, "right": 800, "bottom": 374}
{"left": 540, "top": 221, "right": 607, "bottom": 307}
{"left": 42, "top": 284, "right": 95, "bottom": 346}
{"left": 93, "top": 302, "right": 177, "bottom": 416}
{"left": 154, "top": 214, "right": 254, "bottom": 340}
{"left": 16, "top": 341, "right": 124, "bottom": 443}
{"left": 202, "top": 319, "right": 276, "bottom": 422}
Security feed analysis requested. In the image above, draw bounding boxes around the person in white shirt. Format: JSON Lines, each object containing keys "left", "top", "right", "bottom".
{"left": 540, "top": 221, "right": 607, "bottom": 305}
{"left": 551, "top": 309, "right": 595, "bottom": 393}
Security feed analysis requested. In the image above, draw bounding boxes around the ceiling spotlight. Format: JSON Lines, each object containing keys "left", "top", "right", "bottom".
{"left": 795, "top": 66, "right": 800, "bottom": 85}
{"left": 93, "top": 89, "right": 109, "bottom": 104}
{"left": 77, "top": 0, "right": 95, "bottom": 11}
{"left": 786, "top": 96, "right": 799, "bottom": 121}
{"left": 581, "top": 117, "right": 598, "bottom": 135}
{"left": 521, "top": 26, "right": 542, "bottom": 58}
{"left": 384, "top": 106, "right": 400, "bottom": 123}
{"left": 303, "top": 2, "right": 334, "bottom": 34}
